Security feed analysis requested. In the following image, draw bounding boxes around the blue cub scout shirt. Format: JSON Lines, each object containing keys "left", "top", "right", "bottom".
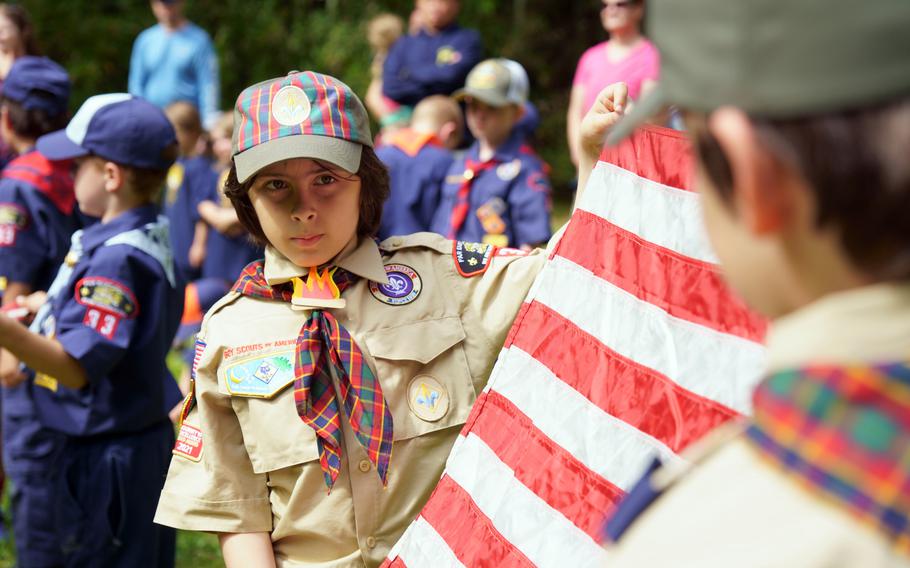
{"left": 376, "top": 134, "right": 453, "bottom": 239}
{"left": 0, "top": 150, "right": 76, "bottom": 293}
{"left": 31, "top": 205, "right": 184, "bottom": 436}
{"left": 164, "top": 155, "right": 214, "bottom": 281}
{"left": 430, "top": 132, "right": 552, "bottom": 248}
{"left": 382, "top": 24, "right": 483, "bottom": 106}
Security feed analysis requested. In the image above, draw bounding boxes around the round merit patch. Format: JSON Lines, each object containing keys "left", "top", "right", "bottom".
{"left": 407, "top": 375, "right": 449, "bottom": 422}
{"left": 272, "top": 85, "right": 312, "bottom": 126}
{"left": 370, "top": 264, "right": 421, "bottom": 306}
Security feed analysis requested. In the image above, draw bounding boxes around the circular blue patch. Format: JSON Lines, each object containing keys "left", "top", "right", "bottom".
{"left": 370, "top": 264, "right": 422, "bottom": 305}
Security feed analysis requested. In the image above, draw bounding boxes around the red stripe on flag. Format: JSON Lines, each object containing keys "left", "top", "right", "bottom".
{"left": 509, "top": 300, "right": 739, "bottom": 453}
{"left": 556, "top": 209, "right": 767, "bottom": 343}
{"left": 472, "top": 390, "right": 624, "bottom": 539}
{"left": 423, "top": 475, "right": 534, "bottom": 568}
{"left": 599, "top": 123, "right": 694, "bottom": 192}
{"left": 382, "top": 557, "right": 406, "bottom": 568}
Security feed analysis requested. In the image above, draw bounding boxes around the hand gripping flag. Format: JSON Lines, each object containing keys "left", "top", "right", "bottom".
{"left": 383, "top": 124, "right": 769, "bottom": 567}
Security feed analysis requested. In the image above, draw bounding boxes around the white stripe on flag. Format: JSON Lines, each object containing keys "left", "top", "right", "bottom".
{"left": 390, "top": 516, "right": 465, "bottom": 568}
{"left": 534, "top": 256, "right": 767, "bottom": 415}
{"left": 447, "top": 433, "right": 610, "bottom": 568}
{"left": 489, "top": 346, "right": 681, "bottom": 491}
{"left": 579, "top": 161, "right": 718, "bottom": 264}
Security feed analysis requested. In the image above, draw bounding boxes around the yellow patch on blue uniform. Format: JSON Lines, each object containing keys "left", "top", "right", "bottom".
{"left": 435, "top": 45, "right": 463, "bottom": 65}
{"left": 74, "top": 277, "right": 138, "bottom": 318}
{"left": 221, "top": 349, "right": 296, "bottom": 398}
{"left": 165, "top": 162, "right": 185, "bottom": 205}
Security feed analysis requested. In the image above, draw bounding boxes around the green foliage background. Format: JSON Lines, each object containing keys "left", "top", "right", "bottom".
{"left": 21, "top": 0, "right": 608, "bottom": 194}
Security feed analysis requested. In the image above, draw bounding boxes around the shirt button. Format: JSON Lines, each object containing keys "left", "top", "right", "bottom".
{"left": 366, "top": 536, "right": 377, "bottom": 549}
{"left": 464, "top": 169, "right": 475, "bottom": 180}
{"left": 358, "top": 459, "right": 371, "bottom": 473}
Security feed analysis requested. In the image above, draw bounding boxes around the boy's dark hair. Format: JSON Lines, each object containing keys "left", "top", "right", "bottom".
{"left": 693, "top": 97, "right": 910, "bottom": 280}
{"left": 1, "top": 96, "right": 67, "bottom": 139}
{"left": 105, "top": 143, "right": 180, "bottom": 203}
{"left": 223, "top": 146, "right": 390, "bottom": 247}
{"left": 0, "top": 4, "right": 40, "bottom": 56}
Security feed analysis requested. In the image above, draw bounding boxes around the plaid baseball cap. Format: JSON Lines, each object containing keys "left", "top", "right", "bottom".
{"left": 453, "top": 58, "right": 529, "bottom": 107}
{"left": 2, "top": 56, "right": 70, "bottom": 116}
{"left": 37, "top": 94, "right": 177, "bottom": 170}
{"left": 232, "top": 70, "right": 373, "bottom": 183}
{"left": 608, "top": 0, "right": 910, "bottom": 144}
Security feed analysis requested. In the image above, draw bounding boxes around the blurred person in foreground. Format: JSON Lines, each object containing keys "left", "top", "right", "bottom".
{"left": 376, "top": 94, "right": 462, "bottom": 240}
{"left": 583, "top": 0, "right": 910, "bottom": 565}
{"left": 566, "top": 0, "right": 658, "bottom": 168}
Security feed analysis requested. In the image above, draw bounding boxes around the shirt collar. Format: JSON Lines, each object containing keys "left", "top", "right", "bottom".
{"left": 81, "top": 204, "right": 159, "bottom": 253}
{"left": 387, "top": 129, "right": 441, "bottom": 157}
{"left": 263, "top": 237, "right": 389, "bottom": 286}
{"left": 766, "top": 282, "right": 910, "bottom": 371}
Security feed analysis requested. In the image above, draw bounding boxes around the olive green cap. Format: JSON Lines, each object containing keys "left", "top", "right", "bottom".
{"left": 608, "top": 0, "right": 910, "bottom": 145}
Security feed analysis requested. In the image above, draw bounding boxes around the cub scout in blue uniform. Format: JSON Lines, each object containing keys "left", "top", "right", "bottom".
{"left": 376, "top": 94, "right": 462, "bottom": 239}
{"left": 0, "top": 55, "right": 75, "bottom": 568}
{"left": 152, "top": 70, "right": 589, "bottom": 567}
{"left": 0, "top": 93, "right": 183, "bottom": 567}
{"left": 381, "top": 0, "right": 482, "bottom": 106}
{"left": 430, "top": 58, "right": 552, "bottom": 249}
{"left": 598, "top": 0, "right": 910, "bottom": 565}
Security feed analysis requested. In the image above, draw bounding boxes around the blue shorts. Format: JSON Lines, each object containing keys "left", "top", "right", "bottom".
{"left": 57, "top": 420, "right": 176, "bottom": 567}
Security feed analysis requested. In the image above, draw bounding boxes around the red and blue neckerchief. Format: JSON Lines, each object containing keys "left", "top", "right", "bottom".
{"left": 746, "top": 362, "right": 910, "bottom": 553}
{"left": 232, "top": 260, "right": 394, "bottom": 490}
{"left": 448, "top": 157, "right": 499, "bottom": 238}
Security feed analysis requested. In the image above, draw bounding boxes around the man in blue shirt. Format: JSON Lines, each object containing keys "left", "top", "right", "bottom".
{"left": 382, "top": 0, "right": 483, "bottom": 107}
{"left": 128, "top": 0, "right": 220, "bottom": 129}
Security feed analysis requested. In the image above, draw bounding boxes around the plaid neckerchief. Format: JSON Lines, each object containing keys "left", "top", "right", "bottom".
{"left": 746, "top": 362, "right": 910, "bottom": 553}
{"left": 232, "top": 260, "right": 394, "bottom": 489}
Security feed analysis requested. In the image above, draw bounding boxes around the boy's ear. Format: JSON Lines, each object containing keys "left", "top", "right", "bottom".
{"left": 102, "top": 161, "right": 126, "bottom": 193}
{"left": 707, "top": 107, "right": 793, "bottom": 236}
{"left": 438, "top": 120, "right": 457, "bottom": 147}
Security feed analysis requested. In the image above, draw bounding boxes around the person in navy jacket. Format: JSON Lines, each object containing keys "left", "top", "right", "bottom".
{"left": 382, "top": 0, "right": 483, "bottom": 107}
{"left": 0, "top": 93, "right": 183, "bottom": 567}
{"left": 0, "top": 55, "right": 75, "bottom": 568}
{"left": 430, "top": 59, "right": 552, "bottom": 249}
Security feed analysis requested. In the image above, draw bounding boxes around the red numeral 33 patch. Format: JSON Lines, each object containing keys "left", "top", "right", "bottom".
{"left": 75, "top": 277, "right": 138, "bottom": 339}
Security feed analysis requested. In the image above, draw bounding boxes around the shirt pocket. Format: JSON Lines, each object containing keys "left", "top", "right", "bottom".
{"left": 362, "top": 316, "right": 475, "bottom": 441}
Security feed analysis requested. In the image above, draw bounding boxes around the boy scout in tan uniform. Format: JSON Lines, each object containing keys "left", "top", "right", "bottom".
{"left": 154, "top": 70, "right": 564, "bottom": 566}
{"left": 596, "top": 0, "right": 910, "bottom": 565}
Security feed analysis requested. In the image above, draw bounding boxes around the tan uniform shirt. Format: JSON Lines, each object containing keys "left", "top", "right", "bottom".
{"left": 154, "top": 233, "right": 547, "bottom": 567}
{"left": 607, "top": 283, "right": 910, "bottom": 567}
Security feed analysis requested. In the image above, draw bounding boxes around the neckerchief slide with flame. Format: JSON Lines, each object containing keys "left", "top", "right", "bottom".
{"left": 746, "top": 362, "right": 910, "bottom": 553}
{"left": 232, "top": 260, "right": 394, "bottom": 489}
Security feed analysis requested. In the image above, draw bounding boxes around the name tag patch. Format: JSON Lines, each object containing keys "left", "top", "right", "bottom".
{"left": 173, "top": 422, "right": 204, "bottom": 461}
{"left": 221, "top": 349, "right": 296, "bottom": 398}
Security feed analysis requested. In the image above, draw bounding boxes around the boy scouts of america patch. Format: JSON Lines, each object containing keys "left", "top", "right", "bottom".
{"left": 0, "top": 203, "right": 28, "bottom": 247}
{"left": 222, "top": 349, "right": 297, "bottom": 398}
{"left": 453, "top": 241, "right": 496, "bottom": 277}
{"left": 407, "top": 375, "right": 449, "bottom": 422}
{"left": 272, "top": 85, "right": 312, "bottom": 126}
{"left": 370, "top": 264, "right": 422, "bottom": 305}
{"left": 74, "top": 277, "right": 138, "bottom": 339}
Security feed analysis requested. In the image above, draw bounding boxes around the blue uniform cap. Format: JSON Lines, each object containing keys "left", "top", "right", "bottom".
{"left": 1, "top": 56, "right": 70, "bottom": 116}
{"left": 36, "top": 94, "right": 177, "bottom": 170}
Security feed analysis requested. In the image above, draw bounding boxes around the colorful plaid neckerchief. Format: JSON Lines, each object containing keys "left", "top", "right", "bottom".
{"left": 232, "top": 260, "right": 394, "bottom": 489}
{"left": 746, "top": 362, "right": 910, "bottom": 553}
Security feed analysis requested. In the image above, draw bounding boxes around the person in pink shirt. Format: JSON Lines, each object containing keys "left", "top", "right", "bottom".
{"left": 566, "top": 0, "right": 659, "bottom": 166}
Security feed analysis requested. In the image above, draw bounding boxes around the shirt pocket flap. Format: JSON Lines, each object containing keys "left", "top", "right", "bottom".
{"left": 233, "top": 390, "right": 321, "bottom": 474}
{"left": 362, "top": 316, "right": 475, "bottom": 441}
{"left": 364, "top": 316, "right": 466, "bottom": 364}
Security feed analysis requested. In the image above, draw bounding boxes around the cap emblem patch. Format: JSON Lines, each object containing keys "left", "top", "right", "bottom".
{"left": 272, "top": 85, "right": 312, "bottom": 126}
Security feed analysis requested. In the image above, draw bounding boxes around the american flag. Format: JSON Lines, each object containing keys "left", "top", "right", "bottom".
{"left": 383, "top": 124, "right": 768, "bottom": 567}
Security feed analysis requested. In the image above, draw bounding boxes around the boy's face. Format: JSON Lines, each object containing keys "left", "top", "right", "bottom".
{"left": 74, "top": 157, "right": 110, "bottom": 218}
{"left": 466, "top": 99, "right": 520, "bottom": 148}
{"left": 418, "top": 0, "right": 459, "bottom": 31}
{"left": 248, "top": 158, "right": 361, "bottom": 268}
